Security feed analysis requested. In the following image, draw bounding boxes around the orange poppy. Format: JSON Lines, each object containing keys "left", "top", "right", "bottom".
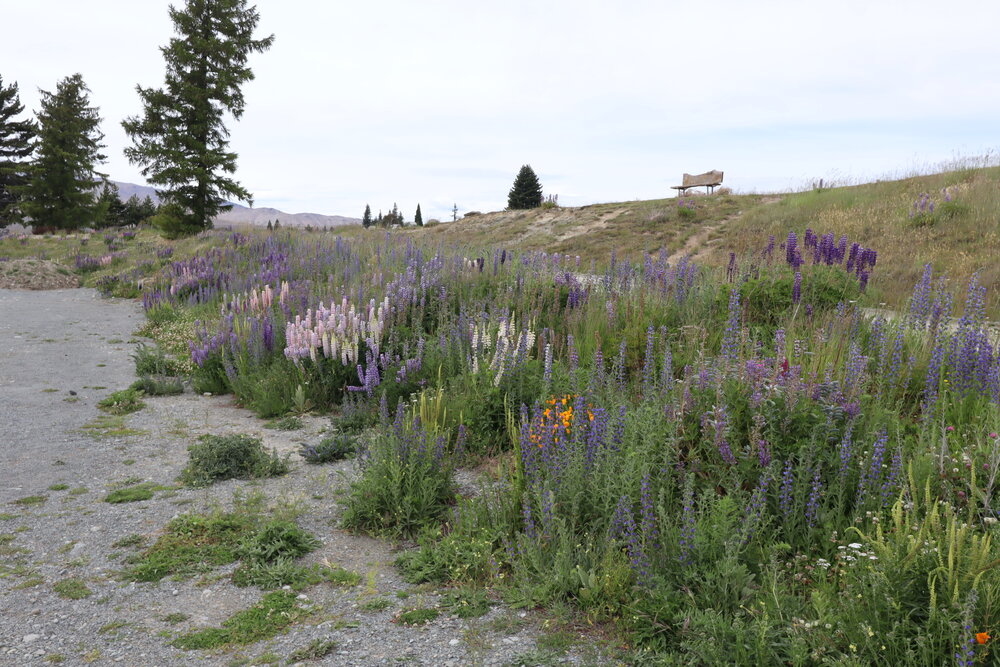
{"left": 976, "top": 632, "right": 990, "bottom": 644}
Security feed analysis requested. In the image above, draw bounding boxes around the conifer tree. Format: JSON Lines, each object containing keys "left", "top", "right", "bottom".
{"left": 362, "top": 204, "right": 372, "bottom": 228}
{"left": 123, "top": 0, "right": 274, "bottom": 237}
{"left": 414, "top": 203, "right": 423, "bottom": 227}
{"left": 0, "top": 76, "right": 37, "bottom": 227}
{"left": 22, "top": 74, "right": 106, "bottom": 230}
{"left": 95, "top": 180, "right": 126, "bottom": 228}
{"left": 507, "top": 164, "right": 543, "bottom": 210}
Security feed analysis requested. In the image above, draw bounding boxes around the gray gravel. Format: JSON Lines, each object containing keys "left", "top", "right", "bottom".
{"left": 0, "top": 289, "right": 608, "bottom": 666}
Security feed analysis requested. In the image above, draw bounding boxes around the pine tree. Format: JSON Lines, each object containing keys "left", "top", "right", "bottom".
{"left": 362, "top": 204, "right": 372, "bottom": 228}
{"left": 507, "top": 164, "right": 543, "bottom": 210}
{"left": 123, "top": 0, "right": 274, "bottom": 237}
{"left": 0, "top": 76, "right": 37, "bottom": 227}
{"left": 21, "top": 74, "right": 106, "bottom": 231}
{"left": 414, "top": 203, "right": 423, "bottom": 227}
{"left": 95, "top": 180, "right": 126, "bottom": 228}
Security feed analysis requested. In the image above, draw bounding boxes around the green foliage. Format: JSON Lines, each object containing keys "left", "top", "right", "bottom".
{"left": 21, "top": 74, "right": 106, "bottom": 230}
{"left": 440, "top": 587, "right": 491, "bottom": 618}
{"left": 124, "top": 512, "right": 256, "bottom": 582}
{"left": 171, "top": 590, "right": 310, "bottom": 650}
{"left": 0, "top": 75, "right": 37, "bottom": 227}
{"left": 395, "top": 607, "right": 440, "bottom": 626}
{"left": 299, "top": 433, "right": 355, "bottom": 464}
{"left": 341, "top": 422, "right": 457, "bottom": 538}
{"left": 362, "top": 204, "right": 372, "bottom": 228}
{"left": 414, "top": 203, "right": 423, "bottom": 227}
{"left": 122, "top": 0, "right": 275, "bottom": 233}
{"left": 97, "top": 388, "right": 146, "bottom": 415}
{"left": 262, "top": 415, "right": 303, "bottom": 431}
{"left": 236, "top": 520, "right": 319, "bottom": 564}
{"left": 130, "top": 375, "right": 184, "bottom": 396}
{"left": 180, "top": 434, "right": 289, "bottom": 487}
{"left": 13, "top": 495, "right": 47, "bottom": 506}
{"left": 132, "top": 343, "right": 184, "bottom": 376}
{"left": 507, "top": 164, "right": 543, "bottom": 210}
{"left": 288, "top": 639, "right": 338, "bottom": 662}
{"left": 232, "top": 559, "right": 360, "bottom": 590}
{"left": 104, "top": 483, "right": 160, "bottom": 504}
{"left": 52, "top": 577, "right": 92, "bottom": 600}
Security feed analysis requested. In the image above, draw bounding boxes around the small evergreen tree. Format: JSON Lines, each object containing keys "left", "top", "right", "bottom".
{"left": 266, "top": 219, "right": 273, "bottom": 230}
{"left": 123, "top": 0, "right": 274, "bottom": 236}
{"left": 22, "top": 74, "right": 106, "bottom": 230}
{"left": 362, "top": 204, "right": 372, "bottom": 228}
{"left": 0, "top": 76, "right": 37, "bottom": 227}
{"left": 95, "top": 180, "right": 126, "bottom": 228}
{"left": 452, "top": 203, "right": 458, "bottom": 221}
{"left": 121, "top": 194, "right": 154, "bottom": 227}
{"left": 414, "top": 203, "right": 423, "bottom": 227}
{"left": 507, "top": 164, "right": 543, "bottom": 210}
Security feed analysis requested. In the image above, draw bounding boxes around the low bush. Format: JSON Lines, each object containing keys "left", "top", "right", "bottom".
{"left": 299, "top": 433, "right": 355, "bottom": 464}
{"left": 179, "top": 434, "right": 289, "bottom": 487}
{"left": 97, "top": 388, "right": 146, "bottom": 415}
{"left": 130, "top": 376, "right": 184, "bottom": 396}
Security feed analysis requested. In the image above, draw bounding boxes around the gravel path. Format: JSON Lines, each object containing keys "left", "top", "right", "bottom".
{"left": 0, "top": 289, "right": 602, "bottom": 666}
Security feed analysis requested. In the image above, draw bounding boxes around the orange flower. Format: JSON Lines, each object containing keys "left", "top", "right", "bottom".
{"left": 976, "top": 632, "right": 990, "bottom": 644}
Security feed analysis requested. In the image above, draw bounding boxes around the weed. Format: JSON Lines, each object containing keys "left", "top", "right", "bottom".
{"left": 112, "top": 534, "right": 147, "bottom": 549}
{"left": 81, "top": 415, "right": 145, "bottom": 439}
{"left": 360, "top": 597, "right": 392, "bottom": 612}
{"left": 53, "top": 577, "right": 92, "bottom": 599}
{"left": 0, "top": 513, "right": 15, "bottom": 520}
{"left": 263, "top": 415, "right": 303, "bottom": 431}
{"left": 180, "top": 434, "right": 289, "bottom": 487}
{"left": 104, "top": 483, "right": 162, "bottom": 504}
{"left": 163, "top": 612, "right": 189, "bottom": 624}
{"left": 97, "top": 388, "right": 146, "bottom": 415}
{"left": 132, "top": 343, "right": 184, "bottom": 376}
{"left": 288, "top": 639, "right": 338, "bottom": 661}
{"left": 440, "top": 587, "right": 491, "bottom": 618}
{"left": 97, "top": 620, "right": 129, "bottom": 635}
{"left": 130, "top": 376, "right": 184, "bottom": 396}
{"left": 47, "top": 483, "right": 69, "bottom": 491}
{"left": 13, "top": 495, "right": 46, "bottom": 506}
{"left": 171, "top": 590, "right": 312, "bottom": 649}
{"left": 299, "top": 433, "right": 355, "bottom": 464}
{"left": 68, "top": 487, "right": 88, "bottom": 496}
{"left": 44, "top": 655, "right": 66, "bottom": 663}
{"left": 395, "top": 607, "right": 440, "bottom": 626}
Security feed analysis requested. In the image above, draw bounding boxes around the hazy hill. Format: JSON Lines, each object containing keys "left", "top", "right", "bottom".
{"left": 110, "top": 181, "right": 360, "bottom": 228}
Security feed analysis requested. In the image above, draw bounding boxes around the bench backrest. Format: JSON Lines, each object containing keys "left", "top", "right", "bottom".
{"left": 682, "top": 170, "right": 724, "bottom": 188}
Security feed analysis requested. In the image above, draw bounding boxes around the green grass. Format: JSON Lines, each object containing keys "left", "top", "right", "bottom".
{"left": 262, "top": 415, "right": 303, "bottom": 430}
{"left": 104, "top": 483, "right": 167, "bottom": 504}
{"left": 124, "top": 513, "right": 257, "bottom": 582}
{"left": 395, "top": 607, "right": 440, "bottom": 626}
{"left": 80, "top": 415, "right": 145, "bottom": 439}
{"left": 171, "top": 590, "right": 312, "bottom": 649}
{"left": 97, "top": 388, "right": 146, "bottom": 415}
{"left": 180, "top": 434, "right": 289, "bottom": 487}
{"left": 12, "top": 495, "right": 46, "bottom": 506}
{"left": 47, "top": 483, "right": 69, "bottom": 491}
{"left": 288, "top": 639, "right": 338, "bottom": 661}
{"left": 52, "top": 577, "right": 92, "bottom": 599}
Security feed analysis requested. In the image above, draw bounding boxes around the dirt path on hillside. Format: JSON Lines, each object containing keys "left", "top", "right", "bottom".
{"left": 0, "top": 289, "right": 601, "bottom": 666}
{"left": 666, "top": 196, "right": 782, "bottom": 265}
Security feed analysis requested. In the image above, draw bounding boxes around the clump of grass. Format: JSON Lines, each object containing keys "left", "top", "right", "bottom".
{"left": 162, "top": 613, "right": 189, "bottom": 624}
{"left": 131, "top": 342, "right": 184, "bottom": 377}
{"left": 171, "top": 590, "right": 312, "bottom": 649}
{"left": 440, "top": 587, "right": 491, "bottom": 619}
{"left": 111, "top": 534, "right": 147, "bottom": 549}
{"left": 299, "top": 433, "right": 355, "bottom": 464}
{"left": 288, "top": 639, "right": 338, "bottom": 661}
{"left": 395, "top": 606, "right": 440, "bottom": 626}
{"left": 130, "top": 376, "right": 184, "bottom": 396}
{"left": 47, "top": 483, "right": 69, "bottom": 491}
{"left": 97, "top": 388, "right": 146, "bottom": 415}
{"left": 232, "top": 560, "right": 360, "bottom": 590}
{"left": 53, "top": 577, "right": 92, "bottom": 599}
{"left": 262, "top": 415, "right": 303, "bottom": 431}
{"left": 104, "top": 483, "right": 163, "bottom": 504}
{"left": 80, "top": 415, "right": 146, "bottom": 439}
{"left": 179, "top": 434, "right": 289, "bottom": 487}
{"left": 360, "top": 597, "right": 392, "bottom": 612}
{"left": 124, "top": 513, "right": 257, "bottom": 582}
{"left": 13, "top": 495, "right": 47, "bottom": 506}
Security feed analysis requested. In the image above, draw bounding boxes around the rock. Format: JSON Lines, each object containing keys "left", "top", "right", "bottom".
{"left": 22, "top": 634, "right": 40, "bottom": 643}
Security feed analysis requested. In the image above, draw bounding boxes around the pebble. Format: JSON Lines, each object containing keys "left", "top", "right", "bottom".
{"left": 22, "top": 634, "right": 40, "bottom": 643}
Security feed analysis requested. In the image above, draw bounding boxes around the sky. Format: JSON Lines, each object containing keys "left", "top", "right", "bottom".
{"left": 5, "top": 0, "right": 1000, "bottom": 222}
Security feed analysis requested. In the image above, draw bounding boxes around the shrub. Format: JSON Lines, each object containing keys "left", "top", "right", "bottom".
{"left": 263, "top": 415, "right": 303, "bottom": 431}
{"left": 97, "top": 388, "right": 146, "bottom": 415}
{"left": 341, "top": 419, "right": 457, "bottom": 537}
{"left": 132, "top": 343, "right": 184, "bottom": 377}
{"left": 179, "top": 434, "right": 289, "bottom": 487}
{"left": 130, "top": 376, "right": 184, "bottom": 396}
{"left": 237, "top": 520, "right": 319, "bottom": 564}
{"left": 299, "top": 433, "right": 355, "bottom": 464}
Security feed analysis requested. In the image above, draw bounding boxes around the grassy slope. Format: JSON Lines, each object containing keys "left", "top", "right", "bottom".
{"left": 403, "top": 166, "right": 1000, "bottom": 315}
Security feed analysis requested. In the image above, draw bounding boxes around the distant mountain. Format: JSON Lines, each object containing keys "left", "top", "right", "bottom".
{"left": 109, "top": 181, "right": 360, "bottom": 228}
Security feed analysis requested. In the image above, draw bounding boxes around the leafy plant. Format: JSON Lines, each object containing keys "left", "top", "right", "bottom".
{"left": 179, "top": 434, "right": 289, "bottom": 487}
{"left": 97, "top": 388, "right": 146, "bottom": 415}
{"left": 299, "top": 433, "right": 355, "bottom": 464}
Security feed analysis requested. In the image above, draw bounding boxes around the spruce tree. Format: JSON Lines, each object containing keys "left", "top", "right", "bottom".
{"left": 362, "top": 204, "right": 372, "bottom": 228}
{"left": 0, "top": 76, "right": 37, "bottom": 227}
{"left": 507, "top": 164, "right": 543, "bottom": 210}
{"left": 95, "top": 180, "right": 126, "bottom": 228}
{"left": 414, "top": 203, "right": 423, "bottom": 227}
{"left": 123, "top": 0, "right": 274, "bottom": 237}
{"left": 22, "top": 74, "right": 106, "bottom": 231}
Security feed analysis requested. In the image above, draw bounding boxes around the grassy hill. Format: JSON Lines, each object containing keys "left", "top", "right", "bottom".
{"left": 406, "top": 166, "right": 1000, "bottom": 315}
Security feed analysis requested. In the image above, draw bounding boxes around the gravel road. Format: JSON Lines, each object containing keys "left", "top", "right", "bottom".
{"left": 0, "top": 289, "right": 603, "bottom": 666}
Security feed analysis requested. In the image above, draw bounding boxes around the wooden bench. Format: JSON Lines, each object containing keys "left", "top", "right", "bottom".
{"left": 671, "top": 170, "right": 724, "bottom": 195}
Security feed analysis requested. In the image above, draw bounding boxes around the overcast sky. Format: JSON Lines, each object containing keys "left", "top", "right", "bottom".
{"left": 5, "top": 0, "right": 1000, "bottom": 221}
